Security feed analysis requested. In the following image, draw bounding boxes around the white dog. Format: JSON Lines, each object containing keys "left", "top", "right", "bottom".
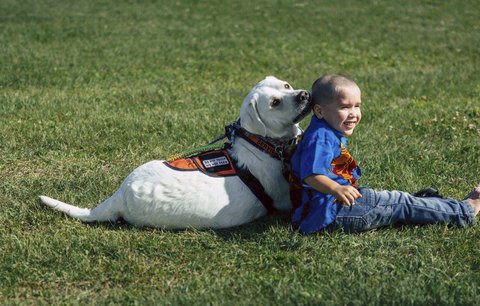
{"left": 40, "top": 76, "right": 312, "bottom": 229}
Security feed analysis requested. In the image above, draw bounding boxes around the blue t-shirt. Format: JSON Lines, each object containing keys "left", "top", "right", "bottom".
{"left": 291, "top": 116, "right": 362, "bottom": 234}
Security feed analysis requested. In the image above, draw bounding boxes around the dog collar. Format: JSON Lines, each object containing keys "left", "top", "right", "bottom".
{"left": 235, "top": 128, "right": 286, "bottom": 160}
{"left": 215, "top": 119, "right": 296, "bottom": 161}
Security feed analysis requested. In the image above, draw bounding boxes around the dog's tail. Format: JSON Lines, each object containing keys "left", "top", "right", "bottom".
{"left": 39, "top": 195, "right": 121, "bottom": 223}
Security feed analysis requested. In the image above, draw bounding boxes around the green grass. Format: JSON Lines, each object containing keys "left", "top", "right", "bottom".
{"left": 1, "top": 0, "right": 479, "bottom": 304}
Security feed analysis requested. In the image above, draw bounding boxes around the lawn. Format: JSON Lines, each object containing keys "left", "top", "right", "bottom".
{"left": 1, "top": 0, "right": 479, "bottom": 304}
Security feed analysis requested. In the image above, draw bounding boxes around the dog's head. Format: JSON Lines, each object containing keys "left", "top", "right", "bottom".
{"left": 240, "top": 76, "right": 312, "bottom": 140}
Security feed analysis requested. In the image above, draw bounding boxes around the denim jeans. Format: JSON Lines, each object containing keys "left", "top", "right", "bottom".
{"left": 333, "top": 187, "right": 475, "bottom": 233}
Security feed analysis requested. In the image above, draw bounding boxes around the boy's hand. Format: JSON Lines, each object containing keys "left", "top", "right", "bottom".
{"left": 304, "top": 174, "right": 362, "bottom": 206}
{"left": 332, "top": 185, "right": 362, "bottom": 206}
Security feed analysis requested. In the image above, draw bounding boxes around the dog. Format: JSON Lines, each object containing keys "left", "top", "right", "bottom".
{"left": 40, "top": 76, "right": 312, "bottom": 229}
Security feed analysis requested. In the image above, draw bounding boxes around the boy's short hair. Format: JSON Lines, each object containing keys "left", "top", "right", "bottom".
{"left": 311, "top": 75, "right": 358, "bottom": 106}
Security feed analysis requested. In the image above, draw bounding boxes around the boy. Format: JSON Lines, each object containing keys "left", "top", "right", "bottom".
{"left": 291, "top": 74, "right": 480, "bottom": 234}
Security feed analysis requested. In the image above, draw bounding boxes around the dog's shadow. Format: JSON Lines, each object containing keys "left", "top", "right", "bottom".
{"left": 88, "top": 213, "right": 291, "bottom": 241}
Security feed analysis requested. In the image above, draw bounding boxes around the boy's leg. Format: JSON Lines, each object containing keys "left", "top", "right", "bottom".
{"left": 334, "top": 187, "right": 476, "bottom": 233}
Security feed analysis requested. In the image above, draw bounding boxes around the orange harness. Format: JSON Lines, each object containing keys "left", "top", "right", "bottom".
{"left": 164, "top": 147, "right": 278, "bottom": 215}
{"left": 164, "top": 149, "right": 237, "bottom": 177}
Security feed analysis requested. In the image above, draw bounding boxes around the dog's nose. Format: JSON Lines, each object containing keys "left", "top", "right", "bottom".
{"left": 296, "top": 91, "right": 311, "bottom": 104}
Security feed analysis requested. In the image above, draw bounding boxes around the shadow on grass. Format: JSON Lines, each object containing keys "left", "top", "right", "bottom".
{"left": 40, "top": 202, "right": 444, "bottom": 241}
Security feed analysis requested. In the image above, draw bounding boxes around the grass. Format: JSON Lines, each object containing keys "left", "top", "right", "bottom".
{"left": 1, "top": 0, "right": 479, "bottom": 304}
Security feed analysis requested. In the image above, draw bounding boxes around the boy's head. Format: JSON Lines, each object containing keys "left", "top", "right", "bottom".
{"left": 311, "top": 74, "right": 362, "bottom": 136}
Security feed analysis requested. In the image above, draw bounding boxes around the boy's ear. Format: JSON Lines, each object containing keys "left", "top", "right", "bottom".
{"left": 313, "top": 104, "right": 323, "bottom": 118}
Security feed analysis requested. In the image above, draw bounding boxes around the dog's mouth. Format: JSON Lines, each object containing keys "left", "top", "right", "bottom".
{"left": 293, "top": 100, "right": 313, "bottom": 124}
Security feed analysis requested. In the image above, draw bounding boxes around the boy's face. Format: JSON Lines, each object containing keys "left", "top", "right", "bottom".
{"left": 313, "top": 85, "right": 362, "bottom": 137}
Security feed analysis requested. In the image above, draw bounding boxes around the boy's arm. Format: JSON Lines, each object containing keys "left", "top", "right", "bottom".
{"left": 304, "top": 174, "right": 361, "bottom": 206}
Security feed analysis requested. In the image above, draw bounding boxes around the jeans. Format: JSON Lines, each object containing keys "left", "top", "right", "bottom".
{"left": 333, "top": 187, "right": 475, "bottom": 233}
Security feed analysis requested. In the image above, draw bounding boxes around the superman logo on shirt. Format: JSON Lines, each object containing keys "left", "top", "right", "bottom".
{"left": 329, "top": 144, "right": 359, "bottom": 185}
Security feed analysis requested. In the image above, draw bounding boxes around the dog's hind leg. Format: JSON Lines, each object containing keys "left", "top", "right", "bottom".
{"left": 39, "top": 191, "right": 124, "bottom": 223}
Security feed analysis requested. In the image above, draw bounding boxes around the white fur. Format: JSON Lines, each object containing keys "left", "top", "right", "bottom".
{"left": 40, "top": 76, "right": 311, "bottom": 229}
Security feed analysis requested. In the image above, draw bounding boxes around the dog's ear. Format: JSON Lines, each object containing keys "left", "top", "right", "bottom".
{"left": 240, "top": 92, "right": 267, "bottom": 137}
{"left": 254, "top": 76, "right": 278, "bottom": 89}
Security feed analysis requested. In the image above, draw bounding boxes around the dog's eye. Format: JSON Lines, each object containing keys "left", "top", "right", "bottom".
{"left": 284, "top": 84, "right": 291, "bottom": 89}
{"left": 271, "top": 99, "right": 281, "bottom": 107}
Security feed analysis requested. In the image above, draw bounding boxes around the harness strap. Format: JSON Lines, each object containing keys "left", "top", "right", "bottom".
{"left": 166, "top": 119, "right": 289, "bottom": 215}
{"left": 234, "top": 164, "right": 277, "bottom": 215}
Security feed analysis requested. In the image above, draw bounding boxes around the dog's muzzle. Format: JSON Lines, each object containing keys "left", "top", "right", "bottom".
{"left": 295, "top": 91, "right": 311, "bottom": 104}
{"left": 293, "top": 91, "right": 312, "bottom": 123}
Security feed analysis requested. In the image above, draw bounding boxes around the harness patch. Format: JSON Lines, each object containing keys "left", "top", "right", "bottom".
{"left": 164, "top": 150, "right": 237, "bottom": 177}
{"left": 202, "top": 155, "right": 229, "bottom": 168}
